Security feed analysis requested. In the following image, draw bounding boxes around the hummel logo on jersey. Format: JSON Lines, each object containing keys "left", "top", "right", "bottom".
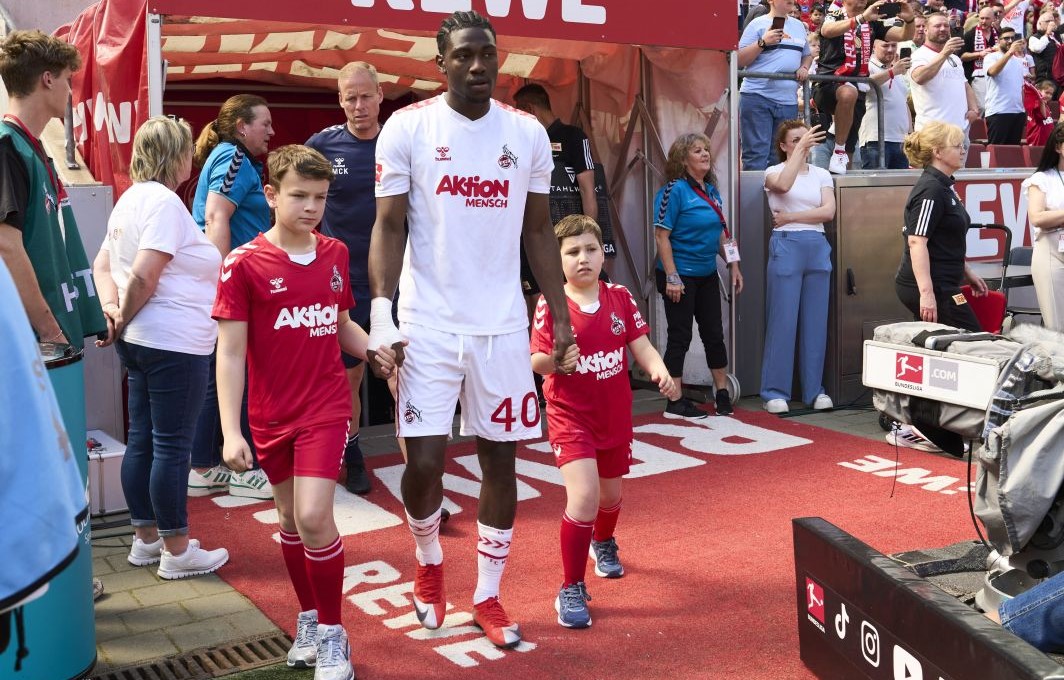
{"left": 274, "top": 303, "right": 339, "bottom": 337}
{"left": 332, "top": 156, "right": 348, "bottom": 175}
{"left": 576, "top": 347, "right": 625, "bottom": 381}
{"left": 610, "top": 312, "right": 625, "bottom": 335}
{"left": 435, "top": 175, "right": 509, "bottom": 208}
{"left": 269, "top": 277, "right": 288, "bottom": 294}
{"left": 498, "top": 144, "right": 518, "bottom": 169}
{"left": 435, "top": 146, "right": 451, "bottom": 161}
{"left": 330, "top": 265, "right": 343, "bottom": 293}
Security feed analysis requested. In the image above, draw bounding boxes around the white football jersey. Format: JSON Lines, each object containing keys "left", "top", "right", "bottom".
{"left": 376, "top": 96, "right": 553, "bottom": 335}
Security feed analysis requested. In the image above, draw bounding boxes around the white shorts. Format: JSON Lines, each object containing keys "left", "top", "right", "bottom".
{"left": 395, "top": 323, "right": 540, "bottom": 440}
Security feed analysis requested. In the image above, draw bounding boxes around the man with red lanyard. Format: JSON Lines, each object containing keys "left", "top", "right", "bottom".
{"left": 0, "top": 30, "right": 105, "bottom": 349}
{"left": 814, "top": 0, "right": 916, "bottom": 174}
{"left": 963, "top": 7, "right": 1000, "bottom": 112}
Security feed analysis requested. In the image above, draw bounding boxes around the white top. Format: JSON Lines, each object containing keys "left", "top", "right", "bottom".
{"left": 983, "top": 51, "right": 1026, "bottom": 116}
{"left": 1001, "top": 0, "right": 1030, "bottom": 37}
{"left": 859, "top": 60, "right": 913, "bottom": 146}
{"left": 910, "top": 45, "right": 970, "bottom": 131}
{"left": 375, "top": 96, "right": 553, "bottom": 335}
{"left": 105, "top": 181, "right": 221, "bottom": 355}
{"left": 763, "top": 162, "right": 834, "bottom": 232}
{"left": 1021, "top": 170, "right": 1064, "bottom": 240}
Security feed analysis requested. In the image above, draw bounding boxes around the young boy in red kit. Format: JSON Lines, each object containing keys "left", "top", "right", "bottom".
{"left": 530, "top": 215, "right": 679, "bottom": 629}
{"left": 214, "top": 145, "right": 396, "bottom": 680}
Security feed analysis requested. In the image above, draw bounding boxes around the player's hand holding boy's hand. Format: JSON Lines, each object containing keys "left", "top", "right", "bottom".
{"left": 651, "top": 369, "right": 680, "bottom": 401}
{"left": 553, "top": 319, "right": 578, "bottom": 374}
{"left": 222, "top": 436, "right": 254, "bottom": 473}
{"left": 555, "top": 342, "right": 580, "bottom": 374}
{"left": 368, "top": 297, "right": 407, "bottom": 379}
{"left": 371, "top": 341, "right": 407, "bottom": 378}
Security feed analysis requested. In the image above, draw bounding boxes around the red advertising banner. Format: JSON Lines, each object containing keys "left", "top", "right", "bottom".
{"left": 954, "top": 177, "right": 1031, "bottom": 260}
{"left": 148, "top": 0, "right": 739, "bottom": 52}
{"left": 58, "top": 0, "right": 149, "bottom": 198}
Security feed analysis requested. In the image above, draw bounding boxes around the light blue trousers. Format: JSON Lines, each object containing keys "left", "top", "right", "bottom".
{"left": 760, "top": 230, "right": 832, "bottom": 404}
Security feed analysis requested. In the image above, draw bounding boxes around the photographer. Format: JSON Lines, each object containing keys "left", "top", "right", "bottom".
{"left": 860, "top": 40, "right": 913, "bottom": 168}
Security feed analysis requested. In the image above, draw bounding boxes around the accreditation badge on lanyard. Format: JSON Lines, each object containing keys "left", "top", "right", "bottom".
{"left": 688, "top": 178, "right": 741, "bottom": 263}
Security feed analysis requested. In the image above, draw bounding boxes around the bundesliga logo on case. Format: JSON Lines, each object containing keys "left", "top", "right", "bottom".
{"left": 895, "top": 353, "right": 924, "bottom": 383}
{"left": 806, "top": 577, "right": 826, "bottom": 632}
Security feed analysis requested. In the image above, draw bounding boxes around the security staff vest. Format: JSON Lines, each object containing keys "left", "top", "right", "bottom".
{"left": 0, "top": 121, "right": 105, "bottom": 349}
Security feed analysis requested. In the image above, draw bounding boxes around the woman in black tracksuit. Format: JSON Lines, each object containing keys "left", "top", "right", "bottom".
{"left": 895, "top": 121, "right": 988, "bottom": 331}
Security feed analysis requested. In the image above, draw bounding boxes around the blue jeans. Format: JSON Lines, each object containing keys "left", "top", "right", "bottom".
{"left": 116, "top": 340, "right": 209, "bottom": 536}
{"left": 190, "top": 349, "right": 257, "bottom": 469}
{"left": 760, "top": 230, "right": 832, "bottom": 403}
{"left": 740, "top": 92, "right": 798, "bottom": 171}
{"left": 860, "top": 141, "right": 907, "bottom": 170}
{"left": 1000, "top": 571, "right": 1064, "bottom": 651}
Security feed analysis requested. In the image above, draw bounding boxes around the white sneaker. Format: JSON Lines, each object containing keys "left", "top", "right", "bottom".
{"left": 812, "top": 394, "right": 834, "bottom": 411}
{"left": 885, "top": 425, "right": 943, "bottom": 453}
{"left": 764, "top": 399, "right": 789, "bottom": 414}
{"left": 157, "top": 542, "right": 229, "bottom": 580}
{"left": 828, "top": 150, "right": 849, "bottom": 175}
{"left": 288, "top": 609, "right": 319, "bottom": 668}
{"left": 128, "top": 537, "right": 199, "bottom": 566}
{"left": 315, "top": 624, "right": 354, "bottom": 680}
{"left": 229, "top": 468, "right": 273, "bottom": 500}
{"left": 188, "top": 465, "right": 232, "bottom": 497}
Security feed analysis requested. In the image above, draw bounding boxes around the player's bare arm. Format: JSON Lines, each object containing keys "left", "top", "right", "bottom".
{"left": 522, "top": 193, "right": 576, "bottom": 371}
{"left": 629, "top": 335, "right": 680, "bottom": 400}
{"left": 216, "top": 318, "right": 253, "bottom": 471}
{"left": 366, "top": 193, "right": 410, "bottom": 377}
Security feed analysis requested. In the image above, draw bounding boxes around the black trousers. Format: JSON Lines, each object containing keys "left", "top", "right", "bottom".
{"left": 656, "top": 269, "right": 729, "bottom": 377}
{"left": 986, "top": 112, "right": 1026, "bottom": 146}
{"left": 895, "top": 281, "right": 981, "bottom": 331}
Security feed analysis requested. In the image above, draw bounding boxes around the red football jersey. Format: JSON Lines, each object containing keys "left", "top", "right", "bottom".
{"left": 212, "top": 232, "right": 354, "bottom": 429}
{"left": 530, "top": 281, "right": 649, "bottom": 449}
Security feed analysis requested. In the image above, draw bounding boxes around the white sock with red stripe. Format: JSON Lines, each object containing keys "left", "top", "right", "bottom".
{"left": 407, "top": 508, "right": 443, "bottom": 566}
{"left": 473, "top": 522, "right": 512, "bottom": 605}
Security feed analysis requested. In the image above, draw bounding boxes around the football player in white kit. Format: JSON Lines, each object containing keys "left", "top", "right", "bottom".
{"left": 367, "top": 10, "right": 578, "bottom": 649}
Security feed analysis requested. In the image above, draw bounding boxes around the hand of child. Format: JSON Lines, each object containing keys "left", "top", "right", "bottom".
{"left": 222, "top": 436, "right": 254, "bottom": 473}
{"left": 370, "top": 340, "right": 408, "bottom": 379}
{"left": 652, "top": 369, "right": 680, "bottom": 401}
{"left": 555, "top": 343, "right": 580, "bottom": 375}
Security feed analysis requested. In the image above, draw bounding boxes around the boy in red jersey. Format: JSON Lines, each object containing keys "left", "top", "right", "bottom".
{"left": 215, "top": 145, "right": 395, "bottom": 680}
{"left": 530, "top": 215, "right": 679, "bottom": 629}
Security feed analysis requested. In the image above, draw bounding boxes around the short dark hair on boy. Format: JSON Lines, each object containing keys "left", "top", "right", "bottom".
{"left": 554, "top": 214, "right": 603, "bottom": 245}
{"left": 267, "top": 145, "right": 334, "bottom": 189}
{"left": 437, "top": 10, "right": 496, "bottom": 55}
{"left": 0, "top": 30, "right": 81, "bottom": 98}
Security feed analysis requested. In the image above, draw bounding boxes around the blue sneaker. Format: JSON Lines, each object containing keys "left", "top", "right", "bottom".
{"left": 590, "top": 537, "right": 625, "bottom": 578}
{"left": 555, "top": 582, "right": 592, "bottom": 629}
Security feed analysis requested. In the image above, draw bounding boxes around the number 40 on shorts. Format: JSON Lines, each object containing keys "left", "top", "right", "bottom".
{"left": 490, "top": 392, "right": 540, "bottom": 431}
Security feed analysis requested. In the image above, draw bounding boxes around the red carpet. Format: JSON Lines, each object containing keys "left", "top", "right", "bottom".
{"left": 189, "top": 408, "right": 978, "bottom": 679}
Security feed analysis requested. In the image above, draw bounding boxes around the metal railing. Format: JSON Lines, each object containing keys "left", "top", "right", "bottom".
{"left": 738, "top": 70, "right": 888, "bottom": 169}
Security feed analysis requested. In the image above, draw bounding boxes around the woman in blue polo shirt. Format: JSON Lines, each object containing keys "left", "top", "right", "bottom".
{"left": 654, "top": 133, "right": 744, "bottom": 419}
{"left": 188, "top": 94, "right": 275, "bottom": 501}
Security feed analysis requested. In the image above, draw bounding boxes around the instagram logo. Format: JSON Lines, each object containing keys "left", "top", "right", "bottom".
{"left": 861, "top": 621, "right": 880, "bottom": 667}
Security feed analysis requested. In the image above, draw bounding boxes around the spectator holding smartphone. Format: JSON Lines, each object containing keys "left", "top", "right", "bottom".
{"left": 910, "top": 13, "right": 980, "bottom": 144}
{"left": 1028, "top": 11, "right": 1061, "bottom": 97}
{"left": 738, "top": 0, "right": 814, "bottom": 171}
{"left": 985, "top": 27, "right": 1029, "bottom": 143}
{"left": 963, "top": 7, "right": 1000, "bottom": 110}
{"left": 860, "top": 39, "right": 914, "bottom": 168}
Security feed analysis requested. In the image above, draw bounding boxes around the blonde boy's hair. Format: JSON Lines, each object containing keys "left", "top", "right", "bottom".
{"left": 266, "top": 144, "right": 335, "bottom": 189}
{"left": 554, "top": 214, "right": 603, "bottom": 245}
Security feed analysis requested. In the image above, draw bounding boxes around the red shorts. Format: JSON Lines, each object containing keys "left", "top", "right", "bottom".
{"left": 551, "top": 439, "right": 632, "bottom": 478}
{"left": 252, "top": 419, "right": 350, "bottom": 484}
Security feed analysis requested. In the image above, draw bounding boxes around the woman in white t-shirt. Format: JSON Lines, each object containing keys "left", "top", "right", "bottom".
{"left": 1021, "top": 124, "right": 1064, "bottom": 330}
{"left": 92, "top": 116, "right": 228, "bottom": 579}
{"left": 761, "top": 121, "right": 837, "bottom": 414}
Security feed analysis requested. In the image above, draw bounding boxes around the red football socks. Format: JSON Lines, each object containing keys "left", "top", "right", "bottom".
{"left": 279, "top": 529, "right": 316, "bottom": 612}
{"left": 305, "top": 536, "right": 345, "bottom": 626}
{"left": 593, "top": 500, "right": 622, "bottom": 543}
{"left": 560, "top": 512, "right": 594, "bottom": 586}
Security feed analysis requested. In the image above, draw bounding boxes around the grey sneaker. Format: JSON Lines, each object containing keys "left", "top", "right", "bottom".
{"left": 187, "top": 465, "right": 232, "bottom": 497}
{"left": 229, "top": 468, "right": 273, "bottom": 500}
{"left": 554, "top": 582, "right": 592, "bottom": 629}
{"left": 315, "top": 624, "right": 354, "bottom": 680}
{"left": 589, "top": 537, "right": 625, "bottom": 579}
{"left": 157, "top": 542, "right": 229, "bottom": 580}
{"left": 288, "top": 609, "right": 319, "bottom": 668}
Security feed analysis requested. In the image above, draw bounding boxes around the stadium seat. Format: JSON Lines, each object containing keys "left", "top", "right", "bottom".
{"left": 968, "top": 118, "right": 988, "bottom": 143}
{"left": 988, "top": 144, "right": 1027, "bottom": 168}
{"left": 1024, "top": 145, "right": 1045, "bottom": 167}
{"left": 966, "top": 143, "right": 986, "bottom": 168}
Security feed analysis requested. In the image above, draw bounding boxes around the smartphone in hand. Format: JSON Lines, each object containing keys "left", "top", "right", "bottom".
{"left": 881, "top": 2, "right": 901, "bottom": 19}
{"left": 771, "top": 16, "right": 786, "bottom": 31}
{"left": 949, "top": 25, "right": 964, "bottom": 39}
{"left": 900, "top": 46, "right": 912, "bottom": 59}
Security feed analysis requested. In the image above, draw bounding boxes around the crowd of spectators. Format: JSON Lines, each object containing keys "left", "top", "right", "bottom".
{"left": 740, "top": 0, "right": 1064, "bottom": 172}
